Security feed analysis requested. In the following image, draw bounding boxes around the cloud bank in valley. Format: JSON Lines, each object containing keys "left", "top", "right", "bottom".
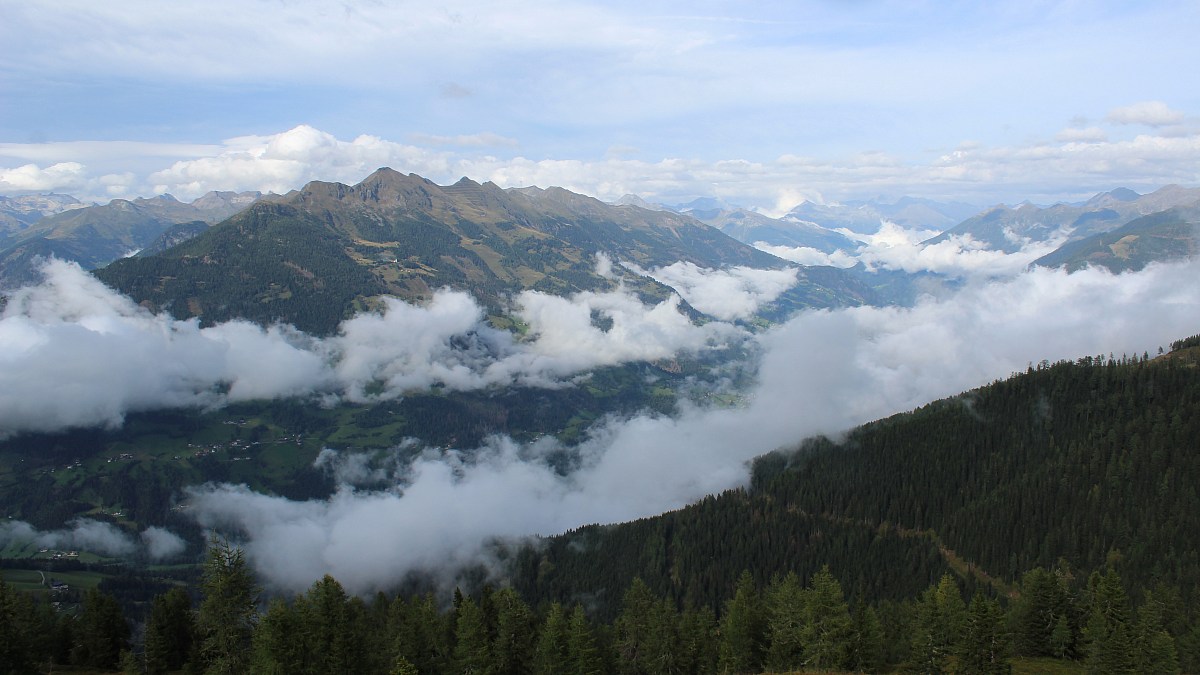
{"left": 184, "top": 260, "right": 1200, "bottom": 594}
{"left": 0, "top": 519, "right": 186, "bottom": 561}
{"left": 757, "top": 221, "right": 1069, "bottom": 279}
{"left": 0, "top": 258, "right": 752, "bottom": 436}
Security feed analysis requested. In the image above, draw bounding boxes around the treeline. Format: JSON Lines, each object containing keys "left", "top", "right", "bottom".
{"left": 4, "top": 541, "right": 1198, "bottom": 674}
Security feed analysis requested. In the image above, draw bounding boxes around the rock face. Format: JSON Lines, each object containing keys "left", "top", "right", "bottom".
{"left": 98, "top": 168, "right": 877, "bottom": 334}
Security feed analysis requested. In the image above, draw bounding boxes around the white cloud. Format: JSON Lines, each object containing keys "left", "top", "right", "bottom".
{"left": 756, "top": 221, "right": 1069, "bottom": 279}
{"left": 0, "top": 258, "right": 742, "bottom": 436}
{"left": 1106, "top": 101, "right": 1186, "bottom": 127}
{"left": 185, "top": 260, "right": 1200, "bottom": 593}
{"left": 5, "top": 121, "right": 1199, "bottom": 208}
{"left": 633, "top": 262, "right": 799, "bottom": 320}
{"left": 140, "top": 526, "right": 187, "bottom": 561}
{"left": 0, "top": 518, "right": 184, "bottom": 559}
{"left": 0, "top": 162, "right": 88, "bottom": 192}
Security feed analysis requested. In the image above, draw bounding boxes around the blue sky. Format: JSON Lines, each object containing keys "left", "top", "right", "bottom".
{"left": 1, "top": 0, "right": 1198, "bottom": 210}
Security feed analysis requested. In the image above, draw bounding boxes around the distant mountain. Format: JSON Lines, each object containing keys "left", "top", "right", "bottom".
{"left": 0, "top": 193, "right": 87, "bottom": 238}
{"left": 1033, "top": 205, "right": 1200, "bottom": 272}
{"left": 783, "top": 196, "right": 980, "bottom": 235}
{"left": 686, "top": 207, "right": 860, "bottom": 253}
{"left": 0, "top": 190, "right": 261, "bottom": 289}
{"left": 928, "top": 185, "right": 1200, "bottom": 253}
{"left": 97, "top": 169, "right": 876, "bottom": 334}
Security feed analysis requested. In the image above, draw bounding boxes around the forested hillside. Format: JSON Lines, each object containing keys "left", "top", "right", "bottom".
{"left": 509, "top": 337, "right": 1200, "bottom": 618}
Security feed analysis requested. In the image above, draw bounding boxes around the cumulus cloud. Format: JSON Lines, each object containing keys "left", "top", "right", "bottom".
{"left": 185, "top": 260, "right": 1200, "bottom": 594}
{"left": 4, "top": 117, "right": 1200, "bottom": 208}
{"left": 0, "top": 258, "right": 741, "bottom": 436}
{"left": 0, "top": 162, "right": 89, "bottom": 192}
{"left": 0, "top": 518, "right": 186, "bottom": 560}
{"left": 1106, "top": 101, "right": 1186, "bottom": 127}
{"left": 632, "top": 262, "right": 799, "bottom": 320}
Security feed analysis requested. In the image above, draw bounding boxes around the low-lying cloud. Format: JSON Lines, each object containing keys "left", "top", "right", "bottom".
{"left": 184, "top": 260, "right": 1200, "bottom": 594}
{"left": 0, "top": 519, "right": 186, "bottom": 561}
{"left": 632, "top": 261, "right": 799, "bottom": 321}
{"left": 757, "top": 221, "right": 1068, "bottom": 279}
{"left": 0, "top": 258, "right": 742, "bottom": 436}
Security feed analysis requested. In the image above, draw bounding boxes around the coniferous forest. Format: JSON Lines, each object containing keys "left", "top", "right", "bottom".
{"left": 2, "top": 338, "right": 1199, "bottom": 673}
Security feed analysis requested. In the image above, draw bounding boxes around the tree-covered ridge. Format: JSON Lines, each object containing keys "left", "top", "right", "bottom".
{"left": 505, "top": 342, "right": 1200, "bottom": 622}
{"left": 753, "top": 350, "right": 1200, "bottom": 602}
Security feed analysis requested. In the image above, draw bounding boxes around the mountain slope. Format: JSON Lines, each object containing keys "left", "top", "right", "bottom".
{"left": 510, "top": 342, "right": 1200, "bottom": 614}
{"left": 1033, "top": 205, "right": 1200, "bottom": 272}
{"left": 689, "top": 207, "right": 860, "bottom": 252}
{"left": 0, "top": 191, "right": 260, "bottom": 289}
{"left": 98, "top": 168, "right": 874, "bottom": 333}
{"left": 927, "top": 185, "right": 1200, "bottom": 253}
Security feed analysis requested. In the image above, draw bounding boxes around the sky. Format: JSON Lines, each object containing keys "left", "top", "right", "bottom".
{"left": 2, "top": 0, "right": 1199, "bottom": 211}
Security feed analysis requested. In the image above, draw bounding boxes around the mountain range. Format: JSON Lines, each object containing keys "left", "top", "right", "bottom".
{"left": 927, "top": 185, "right": 1200, "bottom": 253}
{"left": 95, "top": 169, "right": 878, "bottom": 334}
{"left": 0, "top": 190, "right": 260, "bottom": 289}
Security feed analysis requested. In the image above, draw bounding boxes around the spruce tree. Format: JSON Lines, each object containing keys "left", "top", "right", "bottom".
{"left": 800, "top": 565, "right": 853, "bottom": 670}
{"left": 958, "top": 594, "right": 1010, "bottom": 675}
{"left": 533, "top": 602, "right": 569, "bottom": 675}
{"left": 196, "top": 539, "right": 259, "bottom": 675}
{"left": 491, "top": 587, "right": 535, "bottom": 675}
{"left": 452, "top": 597, "right": 492, "bottom": 675}
{"left": 850, "top": 601, "right": 885, "bottom": 673}
{"left": 764, "top": 572, "right": 805, "bottom": 671}
{"left": 567, "top": 604, "right": 603, "bottom": 675}
{"left": 144, "top": 587, "right": 195, "bottom": 675}
{"left": 717, "top": 570, "right": 764, "bottom": 675}
{"left": 1083, "top": 569, "right": 1136, "bottom": 674}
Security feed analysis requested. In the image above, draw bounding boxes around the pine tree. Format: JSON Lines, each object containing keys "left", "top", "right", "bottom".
{"left": 301, "top": 574, "right": 366, "bottom": 675}
{"left": 144, "top": 587, "right": 195, "bottom": 675}
{"left": 799, "top": 565, "right": 853, "bottom": 670}
{"left": 567, "top": 604, "right": 603, "bottom": 675}
{"left": 764, "top": 572, "right": 805, "bottom": 671}
{"left": 452, "top": 597, "right": 492, "bottom": 675}
{"left": 1083, "top": 569, "right": 1136, "bottom": 674}
{"left": 615, "top": 577, "right": 658, "bottom": 674}
{"left": 909, "top": 574, "right": 966, "bottom": 674}
{"left": 958, "top": 594, "right": 1011, "bottom": 675}
{"left": 491, "top": 587, "right": 535, "bottom": 675}
{"left": 196, "top": 539, "right": 259, "bottom": 675}
{"left": 678, "top": 605, "right": 718, "bottom": 675}
{"left": 718, "top": 570, "right": 764, "bottom": 675}
{"left": 1134, "top": 591, "right": 1180, "bottom": 674}
{"left": 0, "top": 578, "right": 34, "bottom": 675}
{"left": 850, "top": 601, "right": 885, "bottom": 674}
{"left": 534, "top": 602, "right": 569, "bottom": 675}
{"left": 250, "top": 598, "right": 305, "bottom": 675}
{"left": 72, "top": 587, "right": 130, "bottom": 670}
